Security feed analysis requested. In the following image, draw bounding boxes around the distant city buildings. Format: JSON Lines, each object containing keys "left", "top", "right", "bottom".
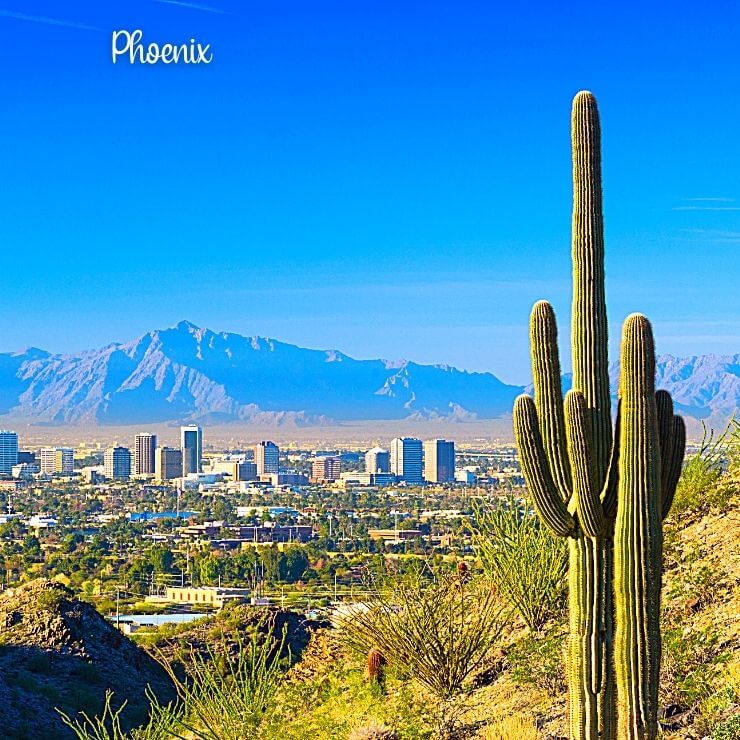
{"left": 104, "top": 446, "right": 132, "bottom": 480}
{"left": 210, "top": 459, "right": 258, "bottom": 482}
{"left": 155, "top": 446, "right": 183, "bottom": 480}
{"left": 0, "top": 431, "right": 18, "bottom": 475}
{"left": 254, "top": 441, "right": 279, "bottom": 476}
{"left": 365, "top": 446, "right": 390, "bottom": 474}
{"left": 40, "top": 447, "right": 74, "bottom": 476}
{"left": 262, "top": 472, "right": 309, "bottom": 487}
{"left": 0, "top": 423, "right": 479, "bottom": 493}
{"left": 390, "top": 437, "right": 423, "bottom": 484}
{"left": 39, "top": 448, "right": 56, "bottom": 475}
{"left": 424, "top": 439, "right": 456, "bottom": 483}
{"left": 134, "top": 433, "right": 157, "bottom": 476}
{"left": 180, "top": 425, "right": 203, "bottom": 475}
{"left": 17, "top": 451, "right": 36, "bottom": 465}
{"left": 311, "top": 455, "right": 341, "bottom": 483}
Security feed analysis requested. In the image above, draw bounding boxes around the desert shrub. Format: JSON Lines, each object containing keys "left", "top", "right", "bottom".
{"left": 26, "top": 650, "right": 52, "bottom": 673}
{"left": 59, "top": 689, "right": 176, "bottom": 740}
{"left": 712, "top": 714, "right": 740, "bottom": 740}
{"left": 726, "top": 418, "right": 740, "bottom": 475}
{"left": 340, "top": 566, "right": 509, "bottom": 700}
{"left": 471, "top": 495, "right": 567, "bottom": 631}
{"left": 157, "top": 619, "right": 288, "bottom": 739}
{"left": 35, "top": 587, "right": 65, "bottom": 612}
{"left": 60, "top": 615, "right": 287, "bottom": 740}
{"left": 661, "top": 624, "right": 728, "bottom": 711}
{"left": 506, "top": 627, "right": 566, "bottom": 695}
{"left": 339, "top": 565, "right": 510, "bottom": 736}
{"left": 72, "top": 661, "right": 102, "bottom": 685}
{"left": 673, "top": 421, "right": 734, "bottom": 515}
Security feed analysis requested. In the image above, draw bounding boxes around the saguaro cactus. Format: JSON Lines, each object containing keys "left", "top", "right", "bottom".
{"left": 512, "top": 91, "right": 685, "bottom": 740}
{"left": 614, "top": 316, "right": 685, "bottom": 739}
{"left": 514, "top": 90, "right": 616, "bottom": 740}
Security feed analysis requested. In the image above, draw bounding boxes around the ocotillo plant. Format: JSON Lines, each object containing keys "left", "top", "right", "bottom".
{"left": 512, "top": 91, "right": 685, "bottom": 740}
{"left": 614, "top": 316, "right": 685, "bottom": 739}
{"left": 513, "top": 90, "right": 617, "bottom": 740}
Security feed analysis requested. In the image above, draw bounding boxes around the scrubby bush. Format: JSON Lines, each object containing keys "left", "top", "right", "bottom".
{"left": 673, "top": 421, "right": 735, "bottom": 515}
{"left": 59, "top": 615, "right": 287, "bottom": 740}
{"left": 338, "top": 564, "right": 510, "bottom": 736}
{"left": 506, "top": 627, "right": 566, "bottom": 696}
{"left": 471, "top": 495, "right": 567, "bottom": 632}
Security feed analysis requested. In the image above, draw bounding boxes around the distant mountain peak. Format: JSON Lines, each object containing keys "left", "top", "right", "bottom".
{"left": 0, "top": 325, "right": 735, "bottom": 427}
{"left": 173, "top": 319, "right": 200, "bottom": 332}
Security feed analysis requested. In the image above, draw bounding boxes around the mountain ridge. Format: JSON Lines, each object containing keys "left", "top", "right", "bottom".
{"left": 0, "top": 322, "right": 736, "bottom": 427}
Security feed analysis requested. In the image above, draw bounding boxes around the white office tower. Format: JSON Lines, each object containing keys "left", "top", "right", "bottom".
{"left": 0, "top": 431, "right": 18, "bottom": 475}
{"left": 390, "top": 437, "right": 423, "bottom": 484}
{"left": 424, "top": 439, "right": 456, "bottom": 483}
{"left": 254, "top": 440, "right": 279, "bottom": 476}
{"left": 365, "top": 446, "right": 390, "bottom": 474}
{"left": 134, "top": 432, "right": 157, "bottom": 476}
{"left": 40, "top": 447, "right": 74, "bottom": 475}
{"left": 180, "top": 425, "right": 203, "bottom": 475}
{"left": 40, "top": 448, "right": 57, "bottom": 475}
{"left": 104, "top": 446, "right": 132, "bottom": 480}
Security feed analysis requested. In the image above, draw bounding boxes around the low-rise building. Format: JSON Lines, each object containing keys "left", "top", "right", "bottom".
{"left": 164, "top": 586, "right": 251, "bottom": 608}
{"left": 368, "top": 528, "right": 423, "bottom": 542}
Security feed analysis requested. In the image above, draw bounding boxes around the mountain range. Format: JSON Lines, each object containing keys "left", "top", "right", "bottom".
{"left": 0, "top": 321, "right": 736, "bottom": 427}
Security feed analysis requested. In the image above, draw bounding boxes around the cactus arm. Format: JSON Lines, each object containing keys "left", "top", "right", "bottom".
{"left": 601, "top": 399, "right": 621, "bottom": 520}
{"left": 513, "top": 394, "right": 576, "bottom": 537}
{"left": 655, "top": 389, "right": 686, "bottom": 519}
{"left": 530, "top": 300, "right": 572, "bottom": 502}
{"left": 656, "top": 389, "right": 675, "bottom": 481}
{"left": 661, "top": 416, "right": 686, "bottom": 519}
{"left": 565, "top": 390, "right": 606, "bottom": 537}
{"left": 571, "top": 91, "right": 612, "bottom": 487}
{"left": 614, "top": 314, "right": 662, "bottom": 740}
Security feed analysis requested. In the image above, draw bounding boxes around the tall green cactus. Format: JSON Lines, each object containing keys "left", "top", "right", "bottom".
{"left": 512, "top": 91, "right": 685, "bottom": 739}
{"left": 614, "top": 316, "right": 685, "bottom": 739}
{"left": 514, "top": 90, "right": 617, "bottom": 740}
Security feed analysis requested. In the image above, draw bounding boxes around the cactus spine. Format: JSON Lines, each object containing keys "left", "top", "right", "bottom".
{"left": 514, "top": 90, "right": 617, "bottom": 740}
{"left": 614, "top": 317, "right": 685, "bottom": 739}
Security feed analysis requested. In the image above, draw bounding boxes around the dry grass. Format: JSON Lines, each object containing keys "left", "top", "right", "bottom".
{"left": 479, "top": 713, "right": 539, "bottom": 739}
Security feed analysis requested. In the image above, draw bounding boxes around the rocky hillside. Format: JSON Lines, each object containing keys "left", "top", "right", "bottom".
{"left": 0, "top": 580, "right": 175, "bottom": 739}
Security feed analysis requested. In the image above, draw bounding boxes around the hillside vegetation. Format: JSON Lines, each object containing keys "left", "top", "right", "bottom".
{"left": 1, "top": 430, "right": 736, "bottom": 739}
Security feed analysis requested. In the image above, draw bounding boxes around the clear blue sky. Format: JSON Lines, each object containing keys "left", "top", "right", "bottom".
{"left": 0, "top": 1, "right": 737, "bottom": 383}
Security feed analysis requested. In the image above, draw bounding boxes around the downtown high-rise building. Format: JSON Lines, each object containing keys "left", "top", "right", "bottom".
{"left": 104, "top": 446, "right": 132, "bottom": 480}
{"left": 40, "top": 447, "right": 74, "bottom": 476}
{"left": 424, "top": 439, "right": 456, "bottom": 483}
{"left": 134, "top": 432, "right": 157, "bottom": 477}
{"left": 311, "top": 455, "right": 342, "bottom": 482}
{"left": 0, "top": 431, "right": 18, "bottom": 475}
{"left": 155, "top": 446, "right": 183, "bottom": 480}
{"left": 365, "top": 446, "right": 390, "bottom": 474}
{"left": 180, "top": 425, "right": 202, "bottom": 475}
{"left": 254, "top": 440, "right": 279, "bottom": 476}
{"left": 390, "top": 437, "right": 423, "bottom": 484}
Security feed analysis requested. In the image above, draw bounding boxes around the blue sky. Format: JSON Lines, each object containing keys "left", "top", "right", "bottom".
{"left": 0, "top": 1, "right": 737, "bottom": 383}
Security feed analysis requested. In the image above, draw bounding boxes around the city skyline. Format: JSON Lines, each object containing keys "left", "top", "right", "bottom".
{"left": 0, "top": 2, "right": 737, "bottom": 383}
